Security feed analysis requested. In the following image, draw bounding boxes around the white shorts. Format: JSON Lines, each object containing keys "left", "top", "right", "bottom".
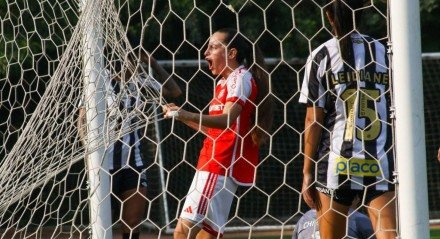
{"left": 180, "top": 171, "right": 238, "bottom": 237}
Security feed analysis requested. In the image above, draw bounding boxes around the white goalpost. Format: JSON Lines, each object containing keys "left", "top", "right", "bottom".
{"left": 390, "top": 0, "right": 430, "bottom": 238}
{"left": 80, "top": 0, "right": 112, "bottom": 238}
{"left": 0, "top": 0, "right": 437, "bottom": 238}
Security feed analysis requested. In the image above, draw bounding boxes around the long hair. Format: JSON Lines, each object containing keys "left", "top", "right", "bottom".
{"left": 325, "top": 0, "right": 364, "bottom": 64}
{"left": 216, "top": 28, "right": 273, "bottom": 146}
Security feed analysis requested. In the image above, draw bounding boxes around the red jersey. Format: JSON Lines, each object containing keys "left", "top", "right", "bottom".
{"left": 197, "top": 66, "right": 258, "bottom": 186}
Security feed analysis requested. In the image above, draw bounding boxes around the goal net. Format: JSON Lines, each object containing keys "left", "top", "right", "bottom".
{"left": 0, "top": 0, "right": 437, "bottom": 238}
{"left": 421, "top": 53, "right": 440, "bottom": 223}
{"left": 0, "top": 0, "right": 168, "bottom": 237}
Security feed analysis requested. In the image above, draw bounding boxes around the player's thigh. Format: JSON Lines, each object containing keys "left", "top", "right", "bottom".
{"left": 317, "top": 192, "right": 350, "bottom": 239}
{"left": 366, "top": 191, "right": 397, "bottom": 239}
{"left": 119, "top": 169, "right": 148, "bottom": 222}
{"left": 121, "top": 187, "right": 147, "bottom": 214}
{"left": 180, "top": 171, "right": 238, "bottom": 237}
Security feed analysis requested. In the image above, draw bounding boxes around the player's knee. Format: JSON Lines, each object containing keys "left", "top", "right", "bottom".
{"left": 198, "top": 229, "right": 217, "bottom": 239}
{"left": 173, "top": 229, "right": 188, "bottom": 239}
{"left": 174, "top": 219, "right": 198, "bottom": 239}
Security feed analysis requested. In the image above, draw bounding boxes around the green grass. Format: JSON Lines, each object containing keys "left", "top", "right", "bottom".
{"left": 432, "top": 228, "right": 440, "bottom": 239}
{"left": 225, "top": 228, "right": 440, "bottom": 239}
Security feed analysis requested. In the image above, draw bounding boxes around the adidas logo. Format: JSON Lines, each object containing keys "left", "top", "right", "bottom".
{"left": 184, "top": 206, "right": 193, "bottom": 214}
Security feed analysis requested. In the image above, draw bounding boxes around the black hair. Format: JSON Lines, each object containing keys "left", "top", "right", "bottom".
{"left": 325, "top": 0, "right": 365, "bottom": 64}
{"left": 216, "top": 28, "right": 273, "bottom": 146}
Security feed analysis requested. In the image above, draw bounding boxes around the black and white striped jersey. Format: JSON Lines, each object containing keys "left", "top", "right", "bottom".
{"left": 299, "top": 33, "right": 394, "bottom": 191}
{"left": 103, "top": 69, "right": 161, "bottom": 170}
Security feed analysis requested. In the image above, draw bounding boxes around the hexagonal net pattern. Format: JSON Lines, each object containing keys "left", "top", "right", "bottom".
{"left": 1, "top": 0, "right": 435, "bottom": 238}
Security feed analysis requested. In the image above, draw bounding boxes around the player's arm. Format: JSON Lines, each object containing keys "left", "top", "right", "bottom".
{"left": 140, "top": 53, "right": 182, "bottom": 98}
{"left": 163, "top": 101, "right": 242, "bottom": 130}
{"left": 302, "top": 106, "right": 324, "bottom": 209}
{"left": 162, "top": 103, "right": 207, "bottom": 132}
{"left": 180, "top": 118, "right": 208, "bottom": 133}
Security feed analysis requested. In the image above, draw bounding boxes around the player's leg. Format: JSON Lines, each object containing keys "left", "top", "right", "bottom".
{"left": 174, "top": 170, "right": 210, "bottom": 239}
{"left": 196, "top": 230, "right": 217, "bottom": 239}
{"left": 174, "top": 171, "right": 237, "bottom": 239}
{"left": 366, "top": 191, "right": 397, "bottom": 239}
{"left": 174, "top": 218, "right": 200, "bottom": 239}
{"left": 316, "top": 191, "right": 350, "bottom": 239}
{"left": 120, "top": 168, "right": 148, "bottom": 239}
{"left": 196, "top": 174, "right": 237, "bottom": 239}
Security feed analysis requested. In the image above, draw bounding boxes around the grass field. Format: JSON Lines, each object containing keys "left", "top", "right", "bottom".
{"left": 9, "top": 226, "right": 440, "bottom": 239}
{"left": 224, "top": 228, "right": 440, "bottom": 239}
{"left": 432, "top": 228, "right": 440, "bottom": 239}
{"left": 20, "top": 226, "right": 440, "bottom": 238}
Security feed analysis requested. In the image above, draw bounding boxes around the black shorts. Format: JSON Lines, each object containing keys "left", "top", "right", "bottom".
{"left": 110, "top": 167, "right": 147, "bottom": 197}
{"left": 315, "top": 184, "right": 394, "bottom": 206}
{"left": 315, "top": 159, "right": 395, "bottom": 206}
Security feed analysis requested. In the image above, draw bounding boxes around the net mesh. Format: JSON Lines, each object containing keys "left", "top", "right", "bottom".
{"left": 422, "top": 54, "right": 440, "bottom": 221}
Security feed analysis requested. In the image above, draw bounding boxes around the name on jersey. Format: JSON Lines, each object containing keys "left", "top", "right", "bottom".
{"left": 328, "top": 70, "right": 389, "bottom": 86}
{"left": 335, "top": 157, "right": 381, "bottom": 177}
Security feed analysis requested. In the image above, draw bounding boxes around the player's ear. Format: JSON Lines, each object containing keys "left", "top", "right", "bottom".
{"left": 228, "top": 48, "right": 237, "bottom": 60}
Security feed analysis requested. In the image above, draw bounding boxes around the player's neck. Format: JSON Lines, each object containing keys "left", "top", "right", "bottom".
{"left": 221, "top": 62, "right": 240, "bottom": 79}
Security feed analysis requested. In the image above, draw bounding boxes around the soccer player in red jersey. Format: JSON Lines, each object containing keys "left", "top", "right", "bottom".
{"left": 164, "top": 28, "right": 273, "bottom": 239}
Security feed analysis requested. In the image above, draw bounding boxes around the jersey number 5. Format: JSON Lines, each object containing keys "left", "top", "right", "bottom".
{"left": 341, "top": 88, "right": 381, "bottom": 142}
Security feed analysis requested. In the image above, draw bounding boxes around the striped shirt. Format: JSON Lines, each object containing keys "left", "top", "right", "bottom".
{"left": 299, "top": 33, "right": 394, "bottom": 190}
{"left": 102, "top": 70, "right": 161, "bottom": 170}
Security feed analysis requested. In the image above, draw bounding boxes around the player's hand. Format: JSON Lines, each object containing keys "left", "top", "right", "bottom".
{"left": 302, "top": 173, "right": 316, "bottom": 209}
{"left": 162, "top": 103, "right": 192, "bottom": 121}
{"left": 163, "top": 103, "right": 179, "bottom": 119}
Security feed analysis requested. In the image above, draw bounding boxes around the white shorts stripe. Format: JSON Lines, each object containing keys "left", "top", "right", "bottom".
{"left": 198, "top": 172, "right": 215, "bottom": 215}
{"left": 200, "top": 173, "right": 216, "bottom": 215}
{"left": 180, "top": 171, "right": 238, "bottom": 235}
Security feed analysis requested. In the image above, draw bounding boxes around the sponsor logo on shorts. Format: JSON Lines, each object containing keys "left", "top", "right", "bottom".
{"left": 316, "top": 186, "right": 338, "bottom": 199}
{"left": 335, "top": 157, "right": 381, "bottom": 177}
{"left": 184, "top": 206, "right": 193, "bottom": 214}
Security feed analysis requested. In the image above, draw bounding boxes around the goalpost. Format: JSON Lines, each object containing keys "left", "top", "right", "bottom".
{"left": 80, "top": 0, "right": 112, "bottom": 238}
{"left": 390, "top": 0, "right": 429, "bottom": 238}
{"left": 0, "top": 0, "right": 435, "bottom": 238}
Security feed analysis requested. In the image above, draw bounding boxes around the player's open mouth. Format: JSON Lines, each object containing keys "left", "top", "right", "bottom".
{"left": 206, "top": 59, "right": 213, "bottom": 70}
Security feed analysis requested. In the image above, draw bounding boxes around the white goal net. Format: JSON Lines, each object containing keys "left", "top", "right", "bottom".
{"left": 0, "top": 0, "right": 436, "bottom": 238}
